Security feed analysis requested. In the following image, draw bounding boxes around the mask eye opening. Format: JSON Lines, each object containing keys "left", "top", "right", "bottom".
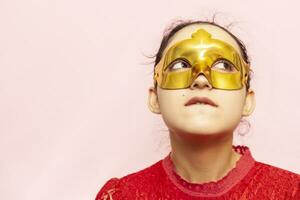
{"left": 211, "top": 58, "right": 238, "bottom": 73}
{"left": 166, "top": 57, "right": 192, "bottom": 72}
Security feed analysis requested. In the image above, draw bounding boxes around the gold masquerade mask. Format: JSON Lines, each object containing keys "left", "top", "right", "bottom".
{"left": 153, "top": 28, "right": 250, "bottom": 90}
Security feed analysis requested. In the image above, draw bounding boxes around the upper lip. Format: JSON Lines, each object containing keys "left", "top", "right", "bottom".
{"left": 185, "top": 96, "right": 218, "bottom": 107}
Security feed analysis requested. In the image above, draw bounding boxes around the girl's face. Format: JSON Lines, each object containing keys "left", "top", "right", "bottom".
{"left": 148, "top": 24, "right": 255, "bottom": 136}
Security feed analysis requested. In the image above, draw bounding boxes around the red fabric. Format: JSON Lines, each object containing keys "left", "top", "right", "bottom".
{"left": 95, "top": 145, "right": 300, "bottom": 200}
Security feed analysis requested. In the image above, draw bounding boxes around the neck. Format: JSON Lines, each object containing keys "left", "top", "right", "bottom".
{"left": 169, "top": 129, "right": 241, "bottom": 184}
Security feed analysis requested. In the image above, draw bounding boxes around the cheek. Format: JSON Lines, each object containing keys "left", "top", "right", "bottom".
{"left": 219, "top": 93, "right": 245, "bottom": 119}
{"left": 158, "top": 92, "right": 183, "bottom": 115}
{"left": 157, "top": 90, "right": 186, "bottom": 125}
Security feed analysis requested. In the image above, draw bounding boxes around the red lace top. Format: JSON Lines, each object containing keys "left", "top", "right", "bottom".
{"left": 95, "top": 145, "right": 300, "bottom": 200}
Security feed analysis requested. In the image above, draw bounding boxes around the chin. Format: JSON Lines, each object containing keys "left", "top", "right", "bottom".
{"left": 173, "top": 120, "right": 229, "bottom": 136}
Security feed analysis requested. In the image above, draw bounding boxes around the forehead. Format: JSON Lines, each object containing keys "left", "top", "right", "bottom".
{"left": 164, "top": 24, "right": 242, "bottom": 56}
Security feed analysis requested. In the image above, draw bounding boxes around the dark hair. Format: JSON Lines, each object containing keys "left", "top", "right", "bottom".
{"left": 152, "top": 19, "right": 253, "bottom": 92}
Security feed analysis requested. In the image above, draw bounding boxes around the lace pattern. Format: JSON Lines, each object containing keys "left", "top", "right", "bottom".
{"left": 162, "top": 145, "right": 255, "bottom": 197}
{"left": 95, "top": 145, "right": 300, "bottom": 200}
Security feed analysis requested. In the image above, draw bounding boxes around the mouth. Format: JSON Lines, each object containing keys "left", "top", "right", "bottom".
{"left": 184, "top": 96, "right": 218, "bottom": 107}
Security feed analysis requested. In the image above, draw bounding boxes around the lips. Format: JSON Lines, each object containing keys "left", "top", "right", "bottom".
{"left": 185, "top": 96, "right": 218, "bottom": 107}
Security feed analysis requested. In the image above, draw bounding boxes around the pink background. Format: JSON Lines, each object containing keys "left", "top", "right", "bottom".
{"left": 1, "top": 0, "right": 299, "bottom": 199}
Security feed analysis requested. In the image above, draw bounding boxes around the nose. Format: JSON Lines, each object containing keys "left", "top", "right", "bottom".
{"left": 190, "top": 73, "right": 213, "bottom": 90}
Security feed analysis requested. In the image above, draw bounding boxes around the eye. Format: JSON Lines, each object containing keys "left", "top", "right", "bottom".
{"left": 211, "top": 60, "right": 237, "bottom": 73}
{"left": 168, "top": 59, "right": 191, "bottom": 72}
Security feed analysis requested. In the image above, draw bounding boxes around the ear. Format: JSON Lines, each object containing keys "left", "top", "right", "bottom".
{"left": 148, "top": 86, "right": 161, "bottom": 114}
{"left": 242, "top": 89, "right": 256, "bottom": 117}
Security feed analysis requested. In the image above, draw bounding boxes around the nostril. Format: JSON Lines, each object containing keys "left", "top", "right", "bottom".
{"left": 190, "top": 75, "right": 212, "bottom": 89}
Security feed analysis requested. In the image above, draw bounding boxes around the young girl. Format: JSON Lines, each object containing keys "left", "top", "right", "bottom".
{"left": 95, "top": 20, "right": 300, "bottom": 200}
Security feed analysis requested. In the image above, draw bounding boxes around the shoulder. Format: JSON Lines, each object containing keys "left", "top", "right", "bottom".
{"left": 255, "top": 161, "right": 300, "bottom": 182}
{"left": 253, "top": 161, "right": 300, "bottom": 198}
{"left": 95, "top": 178, "right": 121, "bottom": 200}
{"left": 95, "top": 159, "right": 165, "bottom": 200}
